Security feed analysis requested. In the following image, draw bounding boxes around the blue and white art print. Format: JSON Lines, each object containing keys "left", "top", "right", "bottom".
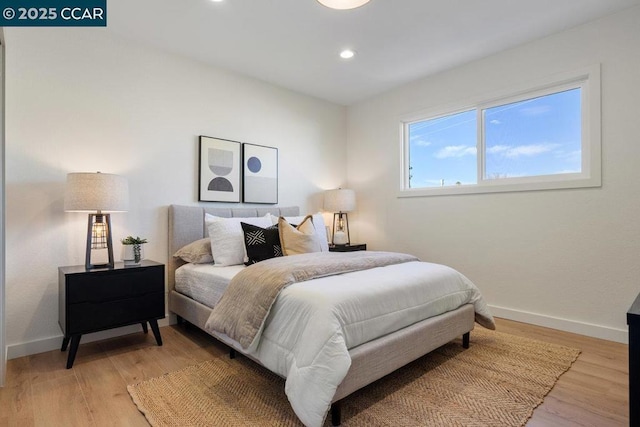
{"left": 199, "top": 136, "right": 241, "bottom": 202}
{"left": 242, "top": 143, "right": 278, "bottom": 204}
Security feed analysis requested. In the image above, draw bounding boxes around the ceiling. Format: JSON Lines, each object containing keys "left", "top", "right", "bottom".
{"left": 107, "top": 0, "right": 640, "bottom": 106}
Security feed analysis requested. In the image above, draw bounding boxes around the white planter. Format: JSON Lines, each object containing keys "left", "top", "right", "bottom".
{"left": 122, "top": 244, "right": 145, "bottom": 266}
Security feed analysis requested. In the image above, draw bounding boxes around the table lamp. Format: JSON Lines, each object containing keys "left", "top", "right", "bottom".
{"left": 324, "top": 188, "right": 356, "bottom": 246}
{"left": 64, "top": 172, "right": 129, "bottom": 269}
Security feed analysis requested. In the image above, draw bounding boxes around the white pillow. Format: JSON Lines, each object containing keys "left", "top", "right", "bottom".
{"left": 270, "top": 212, "right": 329, "bottom": 252}
{"left": 206, "top": 213, "right": 272, "bottom": 266}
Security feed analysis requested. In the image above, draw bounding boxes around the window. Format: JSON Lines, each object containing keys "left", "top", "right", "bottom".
{"left": 407, "top": 109, "right": 477, "bottom": 187}
{"left": 401, "top": 66, "right": 601, "bottom": 196}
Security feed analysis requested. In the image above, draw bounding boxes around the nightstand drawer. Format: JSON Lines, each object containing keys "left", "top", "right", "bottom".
{"left": 66, "top": 265, "right": 163, "bottom": 304}
{"left": 67, "top": 292, "right": 165, "bottom": 335}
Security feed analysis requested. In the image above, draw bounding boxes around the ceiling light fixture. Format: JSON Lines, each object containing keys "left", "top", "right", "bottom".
{"left": 317, "top": 0, "right": 371, "bottom": 10}
{"left": 340, "top": 49, "right": 356, "bottom": 59}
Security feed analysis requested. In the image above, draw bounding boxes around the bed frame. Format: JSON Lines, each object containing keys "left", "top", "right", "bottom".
{"left": 168, "top": 204, "right": 475, "bottom": 425}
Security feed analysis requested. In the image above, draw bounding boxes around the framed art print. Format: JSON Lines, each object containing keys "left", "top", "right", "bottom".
{"left": 199, "top": 136, "right": 241, "bottom": 202}
{"left": 242, "top": 143, "right": 278, "bottom": 204}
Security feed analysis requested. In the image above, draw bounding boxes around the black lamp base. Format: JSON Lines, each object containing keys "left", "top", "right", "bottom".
{"left": 85, "top": 213, "right": 115, "bottom": 269}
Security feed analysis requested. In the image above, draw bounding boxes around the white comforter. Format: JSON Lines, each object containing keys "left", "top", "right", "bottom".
{"left": 243, "top": 260, "right": 494, "bottom": 427}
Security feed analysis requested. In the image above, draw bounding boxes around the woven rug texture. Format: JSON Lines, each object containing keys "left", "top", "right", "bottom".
{"left": 127, "top": 328, "right": 580, "bottom": 426}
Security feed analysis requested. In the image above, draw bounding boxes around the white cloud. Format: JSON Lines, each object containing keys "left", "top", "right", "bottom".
{"left": 489, "top": 119, "right": 501, "bottom": 125}
{"left": 486, "top": 143, "right": 559, "bottom": 158}
{"left": 554, "top": 169, "right": 581, "bottom": 174}
{"left": 519, "top": 105, "right": 552, "bottom": 116}
{"left": 505, "top": 143, "right": 559, "bottom": 158}
{"left": 435, "top": 145, "right": 477, "bottom": 159}
{"left": 486, "top": 145, "right": 510, "bottom": 154}
{"left": 554, "top": 149, "right": 581, "bottom": 163}
{"left": 412, "top": 139, "right": 432, "bottom": 147}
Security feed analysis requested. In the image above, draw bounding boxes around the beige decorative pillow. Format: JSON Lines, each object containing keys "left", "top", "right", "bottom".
{"left": 270, "top": 212, "right": 329, "bottom": 252}
{"left": 278, "top": 215, "right": 323, "bottom": 256}
{"left": 173, "top": 238, "right": 214, "bottom": 264}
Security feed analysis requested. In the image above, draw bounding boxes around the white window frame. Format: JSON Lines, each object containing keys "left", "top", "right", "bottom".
{"left": 399, "top": 65, "right": 601, "bottom": 197}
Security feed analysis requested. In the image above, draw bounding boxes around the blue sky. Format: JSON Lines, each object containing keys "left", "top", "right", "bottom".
{"left": 408, "top": 88, "right": 582, "bottom": 188}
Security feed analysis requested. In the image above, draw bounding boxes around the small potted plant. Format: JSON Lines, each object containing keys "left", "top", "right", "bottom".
{"left": 121, "top": 236, "right": 148, "bottom": 266}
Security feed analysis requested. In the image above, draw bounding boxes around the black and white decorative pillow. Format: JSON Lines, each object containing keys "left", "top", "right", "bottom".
{"left": 241, "top": 222, "right": 282, "bottom": 265}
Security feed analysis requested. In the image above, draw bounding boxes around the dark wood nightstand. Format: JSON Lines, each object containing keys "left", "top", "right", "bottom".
{"left": 329, "top": 244, "right": 367, "bottom": 252}
{"left": 58, "top": 260, "right": 165, "bottom": 369}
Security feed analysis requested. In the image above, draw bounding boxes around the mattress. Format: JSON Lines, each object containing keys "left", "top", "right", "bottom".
{"left": 174, "top": 263, "right": 245, "bottom": 308}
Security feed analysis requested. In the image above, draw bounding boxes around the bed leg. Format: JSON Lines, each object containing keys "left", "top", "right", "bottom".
{"left": 463, "top": 332, "right": 470, "bottom": 349}
{"left": 229, "top": 348, "right": 236, "bottom": 359}
{"left": 176, "top": 315, "right": 184, "bottom": 325}
{"left": 331, "top": 401, "right": 341, "bottom": 426}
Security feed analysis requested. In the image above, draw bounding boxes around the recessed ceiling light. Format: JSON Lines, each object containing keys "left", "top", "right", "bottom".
{"left": 340, "top": 49, "right": 356, "bottom": 59}
{"left": 317, "top": 0, "right": 371, "bottom": 10}
{"left": 210, "top": 0, "right": 223, "bottom": 2}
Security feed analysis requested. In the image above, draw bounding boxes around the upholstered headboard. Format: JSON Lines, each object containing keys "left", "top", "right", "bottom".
{"left": 167, "top": 204, "right": 300, "bottom": 290}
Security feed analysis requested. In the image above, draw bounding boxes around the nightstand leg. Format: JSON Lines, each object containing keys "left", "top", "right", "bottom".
{"left": 141, "top": 321, "right": 148, "bottom": 334}
{"left": 61, "top": 336, "right": 70, "bottom": 351}
{"left": 149, "top": 319, "right": 163, "bottom": 346}
{"left": 66, "top": 335, "right": 82, "bottom": 369}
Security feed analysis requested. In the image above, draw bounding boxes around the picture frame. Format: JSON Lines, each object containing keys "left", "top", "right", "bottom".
{"left": 242, "top": 143, "right": 278, "bottom": 204}
{"left": 199, "top": 136, "right": 241, "bottom": 202}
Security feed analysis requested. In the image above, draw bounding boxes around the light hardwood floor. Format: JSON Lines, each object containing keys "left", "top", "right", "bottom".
{"left": 0, "top": 318, "right": 629, "bottom": 426}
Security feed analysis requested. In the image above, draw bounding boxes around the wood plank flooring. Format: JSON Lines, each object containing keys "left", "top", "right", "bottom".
{"left": 0, "top": 318, "right": 629, "bottom": 426}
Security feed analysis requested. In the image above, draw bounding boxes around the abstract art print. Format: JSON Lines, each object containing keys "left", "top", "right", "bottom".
{"left": 242, "top": 143, "right": 278, "bottom": 204}
{"left": 199, "top": 136, "right": 241, "bottom": 202}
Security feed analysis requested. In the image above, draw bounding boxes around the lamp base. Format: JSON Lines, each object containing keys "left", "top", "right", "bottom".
{"left": 85, "top": 213, "right": 115, "bottom": 269}
{"left": 331, "top": 212, "right": 351, "bottom": 246}
{"left": 333, "top": 230, "right": 349, "bottom": 245}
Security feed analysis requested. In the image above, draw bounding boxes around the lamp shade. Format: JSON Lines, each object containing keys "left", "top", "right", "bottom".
{"left": 317, "top": 0, "right": 370, "bottom": 10}
{"left": 64, "top": 172, "right": 129, "bottom": 212}
{"left": 324, "top": 188, "right": 356, "bottom": 212}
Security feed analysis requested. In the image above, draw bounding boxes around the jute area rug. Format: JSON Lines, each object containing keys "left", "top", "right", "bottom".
{"left": 128, "top": 328, "right": 580, "bottom": 426}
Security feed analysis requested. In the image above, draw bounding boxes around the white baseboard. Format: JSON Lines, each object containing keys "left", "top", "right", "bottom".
{"left": 7, "top": 317, "right": 173, "bottom": 360}
{"left": 489, "top": 305, "right": 628, "bottom": 344}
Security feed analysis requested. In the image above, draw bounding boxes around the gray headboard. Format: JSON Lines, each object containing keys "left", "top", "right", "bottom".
{"left": 168, "top": 204, "right": 300, "bottom": 289}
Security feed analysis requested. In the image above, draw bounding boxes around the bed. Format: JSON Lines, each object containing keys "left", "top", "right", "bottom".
{"left": 167, "top": 204, "right": 494, "bottom": 426}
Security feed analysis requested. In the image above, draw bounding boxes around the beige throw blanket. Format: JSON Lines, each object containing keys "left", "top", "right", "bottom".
{"left": 205, "top": 251, "right": 418, "bottom": 349}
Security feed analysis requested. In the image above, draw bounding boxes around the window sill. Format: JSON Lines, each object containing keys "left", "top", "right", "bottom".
{"left": 398, "top": 175, "right": 601, "bottom": 198}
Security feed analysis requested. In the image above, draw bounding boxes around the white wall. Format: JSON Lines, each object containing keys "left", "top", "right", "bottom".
{"left": 4, "top": 28, "right": 346, "bottom": 357}
{"left": 1, "top": 34, "right": 6, "bottom": 385}
{"left": 347, "top": 7, "right": 640, "bottom": 342}
{"left": 5, "top": 8, "right": 638, "bottom": 358}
